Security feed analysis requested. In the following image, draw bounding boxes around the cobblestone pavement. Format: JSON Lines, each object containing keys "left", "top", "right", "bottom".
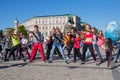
{"left": 0, "top": 47, "right": 120, "bottom": 80}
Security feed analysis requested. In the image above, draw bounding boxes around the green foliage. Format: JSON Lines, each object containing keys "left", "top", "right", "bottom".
{"left": 82, "top": 24, "right": 87, "bottom": 31}
{"left": 0, "top": 30, "right": 3, "bottom": 34}
{"left": 18, "top": 25, "right": 27, "bottom": 36}
{"left": 10, "top": 28, "right": 15, "bottom": 33}
{"left": 0, "top": 30, "right": 3, "bottom": 38}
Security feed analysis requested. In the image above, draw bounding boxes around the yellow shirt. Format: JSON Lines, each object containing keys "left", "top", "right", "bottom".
{"left": 64, "top": 35, "right": 70, "bottom": 45}
{"left": 12, "top": 35, "right": 19, "bottom": 46}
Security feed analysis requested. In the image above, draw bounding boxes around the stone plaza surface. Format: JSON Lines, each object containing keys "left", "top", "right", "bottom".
{"left": 0, "top": 47, "right": 120, "bottom": 80}
{"left": 0, "top": 57, "right": 120, "bottom": 80}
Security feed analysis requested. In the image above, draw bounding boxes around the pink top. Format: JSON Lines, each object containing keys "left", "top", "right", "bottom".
{"left": 97, "top": 36, "right": 105, "bottom": 46}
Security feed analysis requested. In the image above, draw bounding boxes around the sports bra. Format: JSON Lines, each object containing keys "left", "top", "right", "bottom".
{"left": 84, "top": 32, "right": 93, "bottom": 44}
{"left": 85, "top": 32, "right": 93, "bottom": 38}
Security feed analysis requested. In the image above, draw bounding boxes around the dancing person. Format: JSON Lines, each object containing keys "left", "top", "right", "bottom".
{"left": 29, "top": 25, "right": 45, "bottom": 62}
{"left": 97, "top": 30, "right": 109, "bottom": 60}
{"left": 49, "top": 27, "right": 68, "bottom": 64}
{"left": 81, "top": 24, "right": 97, "bottom": 64}
{"left": 73, "top": 32, "right": 83, "bottom": 63}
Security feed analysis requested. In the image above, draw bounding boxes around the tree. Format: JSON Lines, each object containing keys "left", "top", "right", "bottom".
{"left": 0, "top": 29, "right": 3, "bottom": 37}
{"left": 10, "top": 28, "right": 15, "bottom": 33}
{"left": 18, "top": 25, "right": 27, "bottom": 36}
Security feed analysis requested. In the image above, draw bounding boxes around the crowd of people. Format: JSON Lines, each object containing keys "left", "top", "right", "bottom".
{"left": 0, "top": 24, "right": 120, "bottom": 66}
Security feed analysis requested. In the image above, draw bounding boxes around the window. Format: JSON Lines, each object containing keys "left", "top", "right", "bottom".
{"left": 42, "top": 26, "right": 44, "bottom": 30}
{"left": 35, "top": 21, "right": 37, "bottom": 24}
{"left": 64, "top": 19, "right": 66, "bottom": 24}
{"left": 39, "top": 27, "right": 41, "bottom": 30}
{"left": 60, "top": 17, "right": 62, "bottom": 24}
{"left": 42, "top": 21, "right": 44, "bottom": 24}
{"left": 42, "top": 32, "right": 44, "bottom": 36}
{"left": 56, "top": 20, "right": 58, "bottom": 24}
{"left": 49, "top": 18, "right": 51, "bottom": 24}
{"left": 46, "top": 26, "right": 47, "bottom": 29}
{"left": 52, "top": 20, "right": 54, "bottom": 24}
{"left": 46, "top": 32, "right": 48, "bottom": 36}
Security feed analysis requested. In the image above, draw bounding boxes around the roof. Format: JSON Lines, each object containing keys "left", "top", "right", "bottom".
{"left": 20, "top": 14, "right": 80, "bottom": 24}
{"left": 33, "top": 14, "right": 77, "bottom": 18}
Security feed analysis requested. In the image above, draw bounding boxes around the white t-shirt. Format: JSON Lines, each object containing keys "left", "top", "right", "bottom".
{"left": 21, "top": 38, "right": 28, "bottom": 45}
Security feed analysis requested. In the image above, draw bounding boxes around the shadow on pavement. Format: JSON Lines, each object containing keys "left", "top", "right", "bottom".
{"left": 28, "top": 63, "right": 111, "bottom": 70}
{"left": 111, "top": 64, "right": 120, "bottom": 69}
{"left": 0, "top": 63, "right": 28, "bottom": 69}
{"left": 10, "top": 63, "right": 28, "bottom": 67}
{"left": 0, "top": 66, "right": 9, "bottom": 69}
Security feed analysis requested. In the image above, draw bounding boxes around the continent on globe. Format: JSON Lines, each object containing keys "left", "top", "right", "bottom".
{"left": 105, "top": 21, "right": 120, "bottom": 41}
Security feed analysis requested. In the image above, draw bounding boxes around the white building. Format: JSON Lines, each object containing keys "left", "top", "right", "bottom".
{"left": 19, "top": 14, "right": 81, "bottom": 39}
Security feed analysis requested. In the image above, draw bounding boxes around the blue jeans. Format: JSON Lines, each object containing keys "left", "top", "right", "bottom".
{"left": 114, "top": 43, "right": 120, "bottom": 61}
{"left": 114, "top": 49, "right": 120, "bottom": 61}
{"left": 93, "top": 44, "right": 103, "bottom": 62}
{"left": 50, "top": 41, "right": 66, "bottom": 61}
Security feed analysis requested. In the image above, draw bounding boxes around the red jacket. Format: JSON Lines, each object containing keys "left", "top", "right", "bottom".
{"left": 73, "top": 38, "right": 81, "bottom": 48}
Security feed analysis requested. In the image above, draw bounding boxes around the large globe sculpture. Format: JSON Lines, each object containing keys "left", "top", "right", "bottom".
{"left": 105, "top": 21, "right": 120, "bottom": 41}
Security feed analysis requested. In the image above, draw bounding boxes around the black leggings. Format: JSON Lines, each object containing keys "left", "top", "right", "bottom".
{"left": 67, "top": 42, "right": 74, "bottom": 57}
{"left": 46, "top": 43, "right": 53, "bottom": 60}
{"left": 74, "top": 48, "right": 82, "bottom": 61}
{"left": 8, "top": 44, "right": 24, "bottom": 60}
{"left": 82, "top": 44, "right": 96, "bottom": 62}
{"left": 4, "top": 48, "right": 11, "bottom": 59}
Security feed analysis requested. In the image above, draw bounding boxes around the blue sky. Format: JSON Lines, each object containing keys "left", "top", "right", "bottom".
{"left": 0, "top": 0, "right": 120, "bottom": 31}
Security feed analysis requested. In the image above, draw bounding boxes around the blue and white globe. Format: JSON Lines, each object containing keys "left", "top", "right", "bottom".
{"left": 105, "top": 21, "right": 120, "bottom": 41}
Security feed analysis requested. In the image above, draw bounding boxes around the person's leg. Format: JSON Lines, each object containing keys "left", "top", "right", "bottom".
{"left": 67, "top": 43, "right": 73, "bottom": 58}
{"left": 101, "top": 44, "right": 109, "bottom": 60}
{"left": 26, "top": 50, "right": 30, "bottom": 58}
{"left": 17, "top": 44, "right": 25, "bottom": 59}
{"left": 55, "top": 47, "right": 62, "bottom": 58}
{"left": 49, "top": 42, "right": 56, "bottom": 62}
{"left": 114, "top": 48, "right": 120, "bottom": 62}
{"left": 76, "top": 48, "right": 83, "bottom": 61}
{"left": 95, "top": 44, "right": 103, "bottom": 62}
{"left": 62, "top": 45, "right": 66, "bottom": 50}
{"left": 46, "top": 43, "right": 52, "bottom": 60}
{"left": 88, "top": 44, "right": 97, "bottom": 61}
{"left": 46, "top": 45, "right": 50, "bottom": 60}
{"left": 82, "top": 44, "right": 88, "bottom": 63}
{"left": 73, "top": 48, "right": 77, "bottom": 62}
{"left": 38, "top": 43, "right": 45, "bottom": 61}
{"left": 30, "top": 43, "right": 38, "bottom": 62}
{"left": 4, "top": 49, "right": 9, "bottom": 59}
{"left": 8, "top": 46, "right": 16, "bottom": 60}
{"left": 57, "top": 43, "right": 68, "bottom": 64}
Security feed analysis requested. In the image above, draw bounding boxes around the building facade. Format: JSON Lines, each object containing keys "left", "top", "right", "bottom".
{"left": 19, "top": 14, "right": 81, "bottom": 40}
